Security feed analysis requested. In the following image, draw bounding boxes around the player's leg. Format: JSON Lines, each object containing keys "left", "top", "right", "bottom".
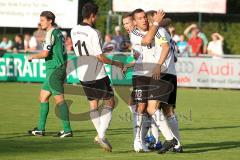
{"left": 28, "top": 89, "right": 51, "bottom": 136}
{"left": 162, "top": 105, "right": 182, "bottom": 152}
{"left": 54, "top": 94, "right": 72, "bottom": 138}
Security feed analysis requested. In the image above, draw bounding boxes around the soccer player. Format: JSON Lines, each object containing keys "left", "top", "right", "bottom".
{"left": 28, "top": 11, "right": 72, "bottom": 138}
{"left": 147, "top": 10, "right": 183, "bottom": 153}
{"left": 122, "top": 11, "right": 166, "bottom": 152}
{"left": 71, "top": 2, "right": 123, "bottom": 152}
{"left": 129, "top": 8, "right": 179, "bottom": 154}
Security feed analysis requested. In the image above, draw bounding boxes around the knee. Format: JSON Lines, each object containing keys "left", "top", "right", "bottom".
{"left": 104, "top": 97, "right": 115, "bottom": 108}
{"left": 39, "top": 96, "right": 49, "bottom": 103}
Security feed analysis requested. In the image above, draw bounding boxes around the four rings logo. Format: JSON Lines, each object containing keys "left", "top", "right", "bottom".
{"left": 176, "top": 61, "right": 194, "bottom": 73}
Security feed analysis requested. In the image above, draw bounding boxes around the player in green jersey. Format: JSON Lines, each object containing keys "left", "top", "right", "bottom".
{"left": 28, "top": 11, "right": 72, "bottom": 138}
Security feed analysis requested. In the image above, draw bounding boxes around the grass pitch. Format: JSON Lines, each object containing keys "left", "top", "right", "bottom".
{"left": 0, "top": 82, "right": 240, "bottom": 160}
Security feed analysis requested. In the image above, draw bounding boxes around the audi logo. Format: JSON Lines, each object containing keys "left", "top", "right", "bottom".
{"left": 176, "top": 61, "right": 194, "bottom": 73}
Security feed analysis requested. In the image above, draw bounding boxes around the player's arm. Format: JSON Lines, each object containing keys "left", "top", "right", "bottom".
{"left": 96, "top": 54, "right": 123, "bottom": 69}
{"left": 152, "top": 30, "right": 170, "bottom": 80}
{"left": 141, "top": 10, "right": 165, "bottom": 45}
{"left": 28, "top": 50, "right": 49, "bottom": 61}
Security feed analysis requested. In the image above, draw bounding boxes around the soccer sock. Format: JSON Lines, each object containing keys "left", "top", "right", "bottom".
{"left": 37, "top": 102, "right": 49, "bottom": 131}
{"left": 151, "top": 119, "right": 160, "bottom": 143}
{"left": 99, "top": 106, "right": 113, "bottom": 139}
{"left": 167, "top": 114, "right": 181, "bottom": 148}
{"left": 58, "top": 101, "right": 72, "bottom": 133}
{"left": 151, "top": 109, "right": 173, "bottom": 141}
{"left": 134, "top": 113, "right": 143, "bottom": 142}
{"left": 90, "top": 109, "right": 101, "bottom": 135}
{"left": 141, "top": 114, "right": 151, "bottom": 143}
{"left": 132, "top": 109, "right": 137, "bottom": 141}
{"left": 128, "top": 104, "right": 136, "bottom": 113}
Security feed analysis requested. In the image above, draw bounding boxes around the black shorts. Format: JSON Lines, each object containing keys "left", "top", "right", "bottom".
{"left": 132, "top": 75, "right": 151, "bottom": 103}
{"left": 80, "top": 76, "right": 114, "bottom": 101}
{"left": 148, "top": 73, "right": 177, "bottom": 108}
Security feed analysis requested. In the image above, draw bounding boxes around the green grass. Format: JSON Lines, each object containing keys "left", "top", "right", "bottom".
{"left": 0, "top": 82, "right": 240, "bottom": 160}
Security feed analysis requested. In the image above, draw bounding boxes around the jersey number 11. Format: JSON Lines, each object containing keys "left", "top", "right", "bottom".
{"left": 75, "top": 40, "right": 89, "bottom": 56}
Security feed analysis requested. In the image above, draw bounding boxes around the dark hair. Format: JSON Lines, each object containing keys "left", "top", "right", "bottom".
{"left": 82, "top": 2, "right": 99, "bottom": 19}
{"left": 40, "top": 11, "right": 57, "bottom": 27}
{"left": 122, "top": 13, "right": 133, "bottom": 20}
{"left": 131, "top": 8, "right": 145, "bottom": 19}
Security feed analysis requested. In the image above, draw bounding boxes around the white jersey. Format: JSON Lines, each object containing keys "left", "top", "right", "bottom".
{"left": 71, "top": 23, "right": 107, "bottom": 82}
{"left": 155, "top": 27, "right": 177, "bottom": 75}
{"left": 130, "top": 27, "right": 176, "bottom": 76}
{"left": 130, "top": 28, "right": 158, "bottom": 77}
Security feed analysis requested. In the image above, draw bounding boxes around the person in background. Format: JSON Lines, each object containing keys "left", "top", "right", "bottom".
{"left": 177, "top": 35, "right": 189, "bottom": 57}
{"left": 184, "top": 24, "right": 208, "bottom": 54}
{"left": 112, "top": 26, "right": 124, "bottom": 51}
{"left": 24, "top": 33, "right": 37, "bottom": 52}
{"left": 0, "top": 36, "right": 13, "bottom": 50}
{"left": 33, "top": 23, "right": 47, "bottom": 50}
{"left": 207, "top": 32, "right": 224, "bottom": 57}
{"left": 65, "top": 36, "right": 73, "bottom": 53}
{"left": 12, "top": 34, "right": 24, "bottom": 53}
{"left": 169, "top": 26, "right": 180, "bottom": 43}
{"left": 103, "top": 34, "right": 117, "bottom": 52}
{"left": 187, "top": 27, "right": 203, "bottom": 56}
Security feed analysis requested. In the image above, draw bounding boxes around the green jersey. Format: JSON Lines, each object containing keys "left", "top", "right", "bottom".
{"left": 43, "top": 28, "right": 67, "bottom": 69}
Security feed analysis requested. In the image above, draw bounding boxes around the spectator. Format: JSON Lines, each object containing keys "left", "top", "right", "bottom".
{"left": 103, "top": 34, "right": 117, "bottom": 52}
{"left": 12, "top": 34, "right": 24, "bottom": 53}
{"left": 207, "top": 32, "right": 224, "bottom": 57}
{"left": 112, "top": 26, "right": 124, "bottom": 51}
{"left": 65, "top": 36, "right": 73, "bottom": 53}
{"left": 33, "top": 23, "right": 46, "bottom": 50}
{"left": 177, "top": 35, "right": 189, "bottom": 57}
{"left": 187, "top": 28, "right": 203, "bottom": 56}
{"left": 24, "top": 33, "right": 37, "bottom": 52}
{"left": 0, "top": 36, "right": 13, "bottom": 50}
{"left": 169, "top": 26, "right": 180, "bottom": 43}
{"left": 184, "top": 24, "right": 208, "bottom": 54}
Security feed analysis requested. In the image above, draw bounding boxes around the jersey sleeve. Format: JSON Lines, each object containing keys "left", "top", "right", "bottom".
{"left": 155, "top": 28, "right": 169, "bottom": 45}
{"left": 130, "top": 31, "right": 142, "bottom": 45}
{"left": 91, "top": 30, "right": 103, "bottom": 56}
{"left": 43, "top": 29, "right": 55, "bottom": 51}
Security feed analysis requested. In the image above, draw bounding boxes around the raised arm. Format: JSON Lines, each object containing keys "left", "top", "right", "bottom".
{"left": 184, "top": 24, "right": 197, "bottom": 38}
{"left": 141, "top": 10, "right": 165, "bottom": 45}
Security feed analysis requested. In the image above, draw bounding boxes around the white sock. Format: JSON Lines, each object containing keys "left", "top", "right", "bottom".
{"left": 132, "top": 110, "right": 137, "bottom": 141}
{"left": 90, "top": 109, "right": 101, "bottom": 135}
{"left": 99, "top": 106, "right": 113, "bottom": 139}
{"left": 152, "top": 109, "right": 173, "bottom": 141}
{"left": 134, "top": 113, "right": 143, "bottom": 142}
{"left": 151, "top": 119, "right": 160, "bottom": 142}
{"left": 141, "top": 114, "right": 151, "bottom": 143}
{"left": 128, "top": 105, "right": 136, "bottom": 113}
{"left": 168, "top": 114, "right": 181, "bottom": 148}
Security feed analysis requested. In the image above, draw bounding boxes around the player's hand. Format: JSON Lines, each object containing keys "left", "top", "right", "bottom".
{"left": 114, "top": 61, "right": 124, "bottom": 70}
{"left": 152, "top": 64, "right": 161, "bottom": 80}
{"left": 122, "top": 65, "right": 128, "bottom": 75}
{"left": 28, "top": 55, "right": 33, "bottom": 62}
{"left": 153, "top": 9, "right": 165, "bottom": 25}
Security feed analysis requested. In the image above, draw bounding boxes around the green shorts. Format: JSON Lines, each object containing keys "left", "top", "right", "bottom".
{"left": 41, "top": 68, "right": 66, "bottom": 96}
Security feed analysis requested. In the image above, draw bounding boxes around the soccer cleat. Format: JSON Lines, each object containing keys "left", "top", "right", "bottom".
{"left": 55, "top": 130, "right": 73, "bottom": 138}
{"left": 172, "top": 146, "right": 183, "bottom": 153}
{"left": 134, "top": 139, "right": 143, "bottom": 152}
{"left": 28, "top": 127, "right": 45, "bottom": 136}
{"left": 154, "top": 141, "right": 162, "bottom": 150}
{"left": 141, "top": 142, "right": 150, "bottom": 152}
{"left": 94, "top": 135, "right": 100, "bottom": 144}
{"left": 157, "top": 138, "right": 178, "bottom": 154}
{"left": 98, "top": 138, "right": 112, "bottom": 152}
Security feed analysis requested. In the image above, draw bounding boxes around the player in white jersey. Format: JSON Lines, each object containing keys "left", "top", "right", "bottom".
{"left": 147, "top": 10, "right": 183, "bottom": 153}
{"left": 127, "top": 9, "right": 178, "bottom": 154}
{"left": 71, "top": 2, "right": 123, "bottom": 152}
{"left": 122, "top": 11, "right": 166, "bottom": 152}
